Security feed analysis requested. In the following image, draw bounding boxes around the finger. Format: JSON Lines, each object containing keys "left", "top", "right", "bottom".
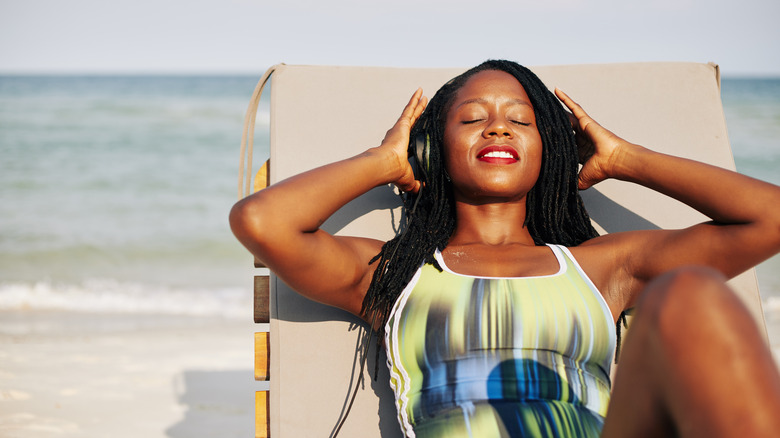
{"left": 408, "top": 96, "right": 428, "bottom": 128}
{"left": 567, "top": 111, "right": 577, "bottom": 131}
{"left": 401, "top": 88, "right": 424, "bottom": 120}
{"left": 413, "top": 96, "right": 428, "bottom": 120}
{"left": 554, "top": 88, "right": 590, "bottom": 121}
{"left": 398, "top": 179, "right": 421, "bottom": 195}
{"left": 555, "top": 88, "right": 606, "bottom": 136}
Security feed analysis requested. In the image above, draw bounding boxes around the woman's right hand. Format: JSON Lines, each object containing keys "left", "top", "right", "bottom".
{"left": 377, "top": 88, "right": 427, "bottom": 194}
{"left": 231, "top": 87, "right": 428, "bottom": 318}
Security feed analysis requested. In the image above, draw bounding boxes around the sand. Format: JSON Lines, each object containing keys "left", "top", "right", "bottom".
{"left": 0, "top": 311, "right": 264, "bottom": 438}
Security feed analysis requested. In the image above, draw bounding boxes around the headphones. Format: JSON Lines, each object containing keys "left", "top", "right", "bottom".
{"left": 409, "top": 132, "right": 430, "bottom": 182}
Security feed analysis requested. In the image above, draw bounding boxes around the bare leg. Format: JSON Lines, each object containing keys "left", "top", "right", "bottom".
{"left": 602, "top": 266, "right": 780, "bottom": 438}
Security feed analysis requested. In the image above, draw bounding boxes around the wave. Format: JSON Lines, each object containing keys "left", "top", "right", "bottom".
{"left": 764, "top": 296, "right": 780, "bottom": 315}
{"left": 0, "top": 279, "right": 251, "bottom": 318}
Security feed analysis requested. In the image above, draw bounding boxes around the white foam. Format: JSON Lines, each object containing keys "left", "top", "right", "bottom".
{"left": 764, "top": 296, "right": 780, "bottom": 315}
{"left": 0, "top": 279, "right": 250, "bottom": 318}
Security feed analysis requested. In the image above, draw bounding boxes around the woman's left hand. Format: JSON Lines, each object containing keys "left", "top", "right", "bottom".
{"left": 555, "top": 88, "right": 630, "bottom": 190}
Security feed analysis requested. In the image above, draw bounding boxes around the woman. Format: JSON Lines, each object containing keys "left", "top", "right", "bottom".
{"left": 230, "top": 60, "right": 780, "bottom": 437}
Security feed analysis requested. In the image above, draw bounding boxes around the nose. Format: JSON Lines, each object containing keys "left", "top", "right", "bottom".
{"left": 482, "top": 117, "right": 512, "bottom": 139}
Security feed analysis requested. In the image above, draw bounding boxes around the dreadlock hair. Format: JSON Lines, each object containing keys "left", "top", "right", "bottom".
{"left": 360, "top": 60, "right": 602, "bottom": 370}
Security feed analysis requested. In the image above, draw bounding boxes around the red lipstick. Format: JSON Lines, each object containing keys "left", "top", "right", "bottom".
{"left": 477, "top": 145, "right": 519, "bottom": 164}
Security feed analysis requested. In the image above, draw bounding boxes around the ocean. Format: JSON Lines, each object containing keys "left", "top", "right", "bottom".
{"left": 0, "top": 75, "right": 265, "bottom": 318}
{"left": 1, "top": 74, "right": 779, "bottom": 320}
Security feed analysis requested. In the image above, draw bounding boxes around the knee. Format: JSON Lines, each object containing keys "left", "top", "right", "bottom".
{"left": 640, "top": 266, "right": 729, "bottom": 308}
{"left": 635, "top": 266, "right": 744, "bottom": 342}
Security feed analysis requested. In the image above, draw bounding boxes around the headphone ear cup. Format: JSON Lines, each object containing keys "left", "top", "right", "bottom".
{"left": 421, "top": 134, "right": 430, "bottom": 178}
{"left": 409, "top": 133, "right": 429, "bottom": 182}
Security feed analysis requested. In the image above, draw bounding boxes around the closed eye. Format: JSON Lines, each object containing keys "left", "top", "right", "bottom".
{"left": 462, "top": 119, "right": 484, "bottom": 124}
{"left": 512, "top": 120, "right": 531, "bottom": 126}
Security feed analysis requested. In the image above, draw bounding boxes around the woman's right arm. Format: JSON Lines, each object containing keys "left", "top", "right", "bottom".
{"left": 229, "top": 89, "right": 427, "bottom": 319}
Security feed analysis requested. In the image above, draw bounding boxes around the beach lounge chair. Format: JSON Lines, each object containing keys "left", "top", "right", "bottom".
{"left": 239, "top": 62, "right": 769, "bottom": 438}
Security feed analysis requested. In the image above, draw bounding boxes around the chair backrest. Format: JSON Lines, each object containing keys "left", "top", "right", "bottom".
{"left": 252, "top": 62, "right": 767, "bottom": 438}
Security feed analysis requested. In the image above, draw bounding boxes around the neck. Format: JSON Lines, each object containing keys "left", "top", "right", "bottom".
{"left": 449, "top": 197, "right": 535, "bottom": 247}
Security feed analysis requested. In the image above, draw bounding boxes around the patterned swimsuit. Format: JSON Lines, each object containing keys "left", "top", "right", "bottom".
{"left": 384, "top": 245, "right": 616, "bottom": 437}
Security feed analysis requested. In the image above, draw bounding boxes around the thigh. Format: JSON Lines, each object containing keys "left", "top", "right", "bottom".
{"left": 601, "top": 298, "right": 674, "bottom": 437}
{"left": 603, "top": 267, "right": 780, "bottom": 438}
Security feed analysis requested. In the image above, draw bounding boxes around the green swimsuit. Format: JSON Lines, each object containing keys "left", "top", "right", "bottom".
{"left": 384, "top": 245, "right": 616, "bottom": 437}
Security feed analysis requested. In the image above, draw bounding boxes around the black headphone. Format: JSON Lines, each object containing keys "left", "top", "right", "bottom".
{"left": 409, "top": 132, "right": 430, "bottom": 182}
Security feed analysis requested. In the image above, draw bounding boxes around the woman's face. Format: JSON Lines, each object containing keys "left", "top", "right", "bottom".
{"left": 442, "top": 70, "right": 543, "bottom": 202}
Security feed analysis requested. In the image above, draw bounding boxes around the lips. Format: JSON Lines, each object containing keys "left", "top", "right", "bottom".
{"left": 477, "top": 145, "right": 519, "bottom": 164}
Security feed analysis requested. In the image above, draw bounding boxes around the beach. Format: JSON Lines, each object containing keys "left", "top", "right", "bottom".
{"left": 1, "top": 74, "right": 779, "bottom": 437}
{"left": 0, "top": 311, "right": 263, "bottom": 438}
{"left": 1, "top": 293, "right": 778, "bottom": 438}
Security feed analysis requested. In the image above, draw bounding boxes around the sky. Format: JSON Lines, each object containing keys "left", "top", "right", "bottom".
{"left": 1, "top": 0, "right": 779, "bottom": 76}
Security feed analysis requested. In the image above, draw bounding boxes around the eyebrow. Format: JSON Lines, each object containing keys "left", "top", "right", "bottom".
{"left": 455, "top": 97, "right": 532, "bottom": 109}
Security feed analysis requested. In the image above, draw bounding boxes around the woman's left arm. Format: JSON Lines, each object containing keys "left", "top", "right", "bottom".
{"left": 556, "top": 89, "right": 780, "bottom": 305}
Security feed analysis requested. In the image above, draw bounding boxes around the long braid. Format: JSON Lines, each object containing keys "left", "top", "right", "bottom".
{"left": 360, "top": 60, "right": 601, "bottom": 376}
